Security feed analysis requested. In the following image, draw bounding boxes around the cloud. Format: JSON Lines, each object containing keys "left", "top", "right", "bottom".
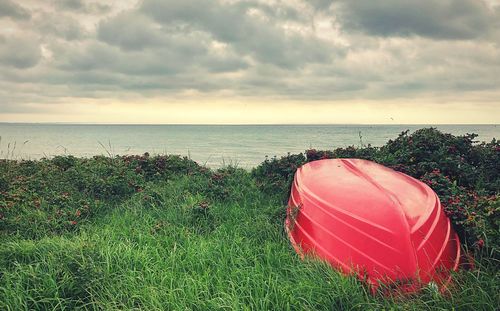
{"left": 140, "top": 0, "right": 337, "bottom": 68}
{"left": 56, "top": 0, "right": 84, "bottom": 11}
{"left": 0, "top": 34, "right": 41, "bottom": 69}
{"left": 0, "top": 0, "right": 498, "bottom": 119}
{"left": 0, "top": 0, "right": 31, "bottom": 20}
{"left": 97, "top": 12, "right": 167, "bottom": 51}
{"left": 332, "top": 0, "right": 498, "bottom": 40}
{"left": 54, "top": 0, "right": 112, "bottom": 14}
{"left": 308, "top": 0, "right": 334, "bottom": 11}
{"left": 35, "top": 13, "right": 86, "bottom": 40}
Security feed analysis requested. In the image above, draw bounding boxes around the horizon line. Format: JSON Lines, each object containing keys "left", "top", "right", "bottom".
{"left": 1, "top": 122, "right": 498, "bottom": 126}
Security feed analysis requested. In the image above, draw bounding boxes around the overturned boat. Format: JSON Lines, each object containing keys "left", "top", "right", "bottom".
{"left": 286, "top": 159, "right": 461, "bottom": 292}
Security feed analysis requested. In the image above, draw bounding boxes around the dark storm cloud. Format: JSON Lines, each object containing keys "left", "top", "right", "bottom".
{"left": 0, "top": 0, "right": 499, "bottom": 115}
{"left": 0, "top": 0, "right": 31, "bottom": 20}
{"left": 332, "top": 0, "right": 498, "bottom": 39}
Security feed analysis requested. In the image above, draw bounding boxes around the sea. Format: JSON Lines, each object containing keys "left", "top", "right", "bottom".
{"left": 0, "top": 124, "right": 498, "bottom": 168}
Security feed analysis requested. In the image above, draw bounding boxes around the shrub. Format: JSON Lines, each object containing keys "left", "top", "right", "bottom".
{"left": 473, "top": 139, "right": 500, "bottom": 193}
{"left": 305, "top": 145, "right": 378, "bottom": 162}
{"left": 378, "top": 128, "right": 494, "bottom": 192}
{"left": 420, "top": 170, "right": 499, "bottom": 255}
{"left": 252, "top": 153, "right": 306, "bottom": 201}
{"left": 252, "top": 128, "right": 499, "bottom": 257}
{"left": 0, "top": 154, "right": 207, "bottom": 238}
{"left": 52, "top": 155, "right": 77, "bottom": 171}
{"left": 122, "top": 153, "right": 205, "bottom": 181}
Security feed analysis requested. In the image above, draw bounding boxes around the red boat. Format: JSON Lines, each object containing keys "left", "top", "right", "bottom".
{"left": 286, "top": 159, "right": 461, "bottom": 292}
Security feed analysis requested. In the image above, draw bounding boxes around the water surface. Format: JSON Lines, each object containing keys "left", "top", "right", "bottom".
{"left": 0, "top": 124, "right": 498, "bottom": 168}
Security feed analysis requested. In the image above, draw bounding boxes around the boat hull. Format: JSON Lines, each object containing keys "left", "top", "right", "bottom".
{"left": 286, "top": 159, "right": 461, "bottom": 292}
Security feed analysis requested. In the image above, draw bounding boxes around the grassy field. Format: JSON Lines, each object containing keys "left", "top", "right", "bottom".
{"left": 1, "top": 129, "right": 499, "bottom": 310}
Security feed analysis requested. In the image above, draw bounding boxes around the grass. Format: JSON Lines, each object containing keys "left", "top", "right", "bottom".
{"left": 0, "top": 133, "right": 499, "bottom": 310}
{"left": 1, "top": 172, "right": 498, "bottom": 310}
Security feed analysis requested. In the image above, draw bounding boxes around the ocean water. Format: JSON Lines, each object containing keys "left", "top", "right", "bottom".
{"left": 0, "top": 124, "right": 498, "bottom": 168}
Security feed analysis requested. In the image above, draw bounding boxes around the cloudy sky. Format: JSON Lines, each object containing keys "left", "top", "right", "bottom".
{"left": 0, "top": 0, "right": 499, "bottom": 124}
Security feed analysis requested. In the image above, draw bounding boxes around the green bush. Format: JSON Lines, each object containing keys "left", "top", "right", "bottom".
{"left": 251, "top": 153, "right": 306, "bottom": 201}
{"left": 252, "top": 128, "right": 499, "bottom": 256}
{"left": 420, "top": 170, "right": 499, "bottom": 255}
{"left": 378, "top": 128, "right": 497, "bottom": 192}
{"left": 0, "top": 154, "right": 205, "bottom": 238}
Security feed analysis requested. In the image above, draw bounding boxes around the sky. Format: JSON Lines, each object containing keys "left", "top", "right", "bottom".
{"left": 0, "top": 0, "right": 499, "bottom": 124}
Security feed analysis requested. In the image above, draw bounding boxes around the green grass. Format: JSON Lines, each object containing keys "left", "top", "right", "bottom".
{"left": 1, "top": 170, "right": 498, "bottom": 310}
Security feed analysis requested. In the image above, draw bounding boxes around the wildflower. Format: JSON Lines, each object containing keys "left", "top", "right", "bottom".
{"left": 70, "top": 220, "right": 77, "bottom": 225}
{"left": 198, "top": 201, "right": 209, "bottom": 209}
{"left": 212, "top": 173, "right": 224, "bottom": 181}
{"left": 476, "top": 239, "right": 484, "bottom": 249}
{"left": 306, "top": 149, "right": 318, "bottom": 159}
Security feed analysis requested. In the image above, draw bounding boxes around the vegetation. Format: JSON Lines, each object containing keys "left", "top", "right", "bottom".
{"left": 254, "top": 128, "right": 499, "bottom": 255}
{"left": 1, "top": 128, "right": 498, "bottom": 310}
